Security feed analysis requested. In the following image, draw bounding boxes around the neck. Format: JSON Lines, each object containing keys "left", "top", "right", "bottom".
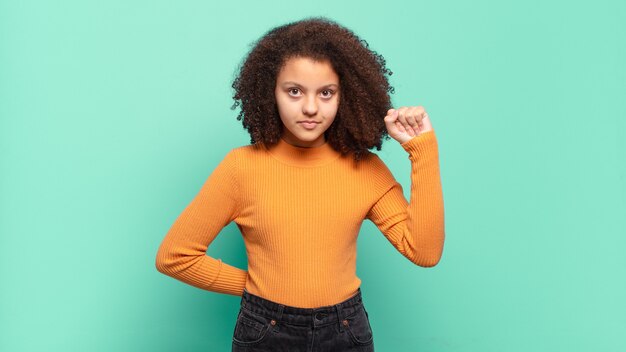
{"left": 263, "top": 137, "right": 341, "bottom": 167}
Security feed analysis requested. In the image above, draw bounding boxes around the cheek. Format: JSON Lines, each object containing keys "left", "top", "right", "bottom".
{"left": 275, "top": 96, "right": 296, "bottom": 119}
{"left": 322, "top": 100, "right": 339, "bottom": 119}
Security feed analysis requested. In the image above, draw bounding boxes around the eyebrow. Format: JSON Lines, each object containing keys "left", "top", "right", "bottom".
{"left": 280, "top": 81, "right": 339, "bottom": 89}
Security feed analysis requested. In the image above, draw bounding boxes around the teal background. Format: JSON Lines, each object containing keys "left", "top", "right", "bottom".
{"left": 1, "top": 0, "right": 625, "bottom": 351}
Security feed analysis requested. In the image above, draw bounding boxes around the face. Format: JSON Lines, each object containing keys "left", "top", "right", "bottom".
{"left": 274, "top": 56, "right": 340, "bottom": 147}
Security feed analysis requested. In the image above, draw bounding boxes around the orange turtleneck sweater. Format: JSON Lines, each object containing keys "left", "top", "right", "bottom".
{"left": 155, "top": 130, "right": 444, "bottom": 308}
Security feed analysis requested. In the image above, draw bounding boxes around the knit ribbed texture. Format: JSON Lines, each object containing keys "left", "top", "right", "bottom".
{"left": 156, "top": 130, "right": 445, "bottom": 308}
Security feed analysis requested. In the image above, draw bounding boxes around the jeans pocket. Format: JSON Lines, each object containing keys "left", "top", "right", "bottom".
{"left": 344, "top": 305, "right": 374, "bottom": 346}
{"left": 232, "top": 308, "right": 272, "bottom": 346}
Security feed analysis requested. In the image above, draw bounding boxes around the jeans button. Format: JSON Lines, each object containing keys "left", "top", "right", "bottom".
{"left": 315, "top": 312, "right": 327, "bottom": 320}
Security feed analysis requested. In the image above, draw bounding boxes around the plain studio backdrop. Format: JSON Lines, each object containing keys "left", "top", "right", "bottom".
{"left": 1, "top": 0, "right": 624, "bottom": 351}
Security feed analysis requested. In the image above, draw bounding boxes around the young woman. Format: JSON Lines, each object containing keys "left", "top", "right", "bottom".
{"left": 156, "top": 17, "right": 445, "bottom": 352}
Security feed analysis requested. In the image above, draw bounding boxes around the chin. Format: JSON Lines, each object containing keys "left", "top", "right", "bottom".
{"left": 298, "top": 134, "right": 322, "bottom": 141}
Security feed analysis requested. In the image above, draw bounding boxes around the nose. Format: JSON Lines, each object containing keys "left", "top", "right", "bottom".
{"left": 302, "top": 95, "right": 318, "bottom": 116}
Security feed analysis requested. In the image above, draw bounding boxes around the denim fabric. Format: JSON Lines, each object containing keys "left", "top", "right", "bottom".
{"left": 232, "top": 288, "right": 374, "bottom": 352}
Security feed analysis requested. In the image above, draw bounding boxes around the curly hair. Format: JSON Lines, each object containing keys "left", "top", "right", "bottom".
{"left": 231, "top": 17, "right": 395, "bottom": 161}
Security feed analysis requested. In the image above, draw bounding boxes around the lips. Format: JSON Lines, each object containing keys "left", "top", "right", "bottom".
{"left": 299, "top": 121, "right": 319, "bottom": 129}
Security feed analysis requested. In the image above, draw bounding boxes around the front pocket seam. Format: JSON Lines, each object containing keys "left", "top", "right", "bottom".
{"left": 344, "top": 307, "right": 373, "bottom": 345}
{"left": 232, "top": 322, "right": 271, "bottom": 346}
{"left": 346, "top": 325, "right": 374, "bottom": 345}
{"left": 240, "top": 315, "right": 263, "bottom": 332}
{"left": 233, "top": 310, "right": 272, "bottom": 347}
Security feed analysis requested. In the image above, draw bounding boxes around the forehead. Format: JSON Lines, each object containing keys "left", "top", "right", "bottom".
{"left": 276, "top": 56, "right": 339, "bottom": 85}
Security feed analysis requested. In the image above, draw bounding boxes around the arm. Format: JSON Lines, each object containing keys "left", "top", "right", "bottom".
{"left": 366, "top": 130, "right": 445, "bottom": 267}
{"left": 155, "top": 150, "right": 248, "bottom": 296}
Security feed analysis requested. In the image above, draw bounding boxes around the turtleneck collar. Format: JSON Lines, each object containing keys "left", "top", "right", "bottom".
{"left": 263, "top": 137, "right": 342, "bottom": 167}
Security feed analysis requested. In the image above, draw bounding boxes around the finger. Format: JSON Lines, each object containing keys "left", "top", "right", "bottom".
{"left": 384, "top": 110, "right": 399, "bottom": 133}
{"left": 396, "top": 106, "right": 409, "bottom": 126}
{"left": 412, "top": 106, "right": 428, "bottom": 135}
{"left": 415, "top": 111, "right": 424, "bottom": 132}
{"left": 412, "top": 106, "right": 424, "bottom": 125}
{"left": 402, "top": 108, "right": 421, "bottom": 135}
{"left": 412, "top": 106, "right": 425, "bottom": 125}
{"left": 420, "top": 112, "right": 433, "bottom": 132}
{"left": 403, "top": 121, "right": 415, "bottom": 136}
{"left": 395, "top": 120, "right": 406, "bottom": 133}
{"left": 405, "top": 110, "right": 418, "bottom": 129}
{"left": 401, "top": 107, "right": 421, "bottom": 136}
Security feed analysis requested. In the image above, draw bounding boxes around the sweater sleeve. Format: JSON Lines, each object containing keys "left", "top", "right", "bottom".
{"left": 155, "top": 150, "right": 248, "bottom": 296}
{"left": 366, "top": 130, "right": 445, "bottom": 267}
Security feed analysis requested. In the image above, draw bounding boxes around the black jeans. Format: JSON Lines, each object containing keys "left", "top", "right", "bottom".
{"left": 232, "top": 288, "right": 375, "bottom": 351}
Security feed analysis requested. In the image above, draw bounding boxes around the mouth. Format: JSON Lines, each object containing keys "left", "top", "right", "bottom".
{"left": 298, "top": 121, "right": 319, "bottom": 129}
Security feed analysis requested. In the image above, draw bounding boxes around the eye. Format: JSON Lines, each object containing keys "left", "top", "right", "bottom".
{"left": 287, "top": 88, "right": 301, "bottom": 97}
{"left": 320, "top": 89, "right": 335, "bottom": 99}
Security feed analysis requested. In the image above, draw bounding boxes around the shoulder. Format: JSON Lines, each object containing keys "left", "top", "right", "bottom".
{"left": 230, "top": 141, "right": 266, "bottom": 154}
{"left": 217, "top": 143, "right": 267, "bottom": 172}
{"left": 355, "top": 150, "right": 391, "bottom": 172}
{"left": 224, "top": 142, "right": 265, "bottom": 161}
{"left": 343, "top": 150, "right": 398, "bottom": 189}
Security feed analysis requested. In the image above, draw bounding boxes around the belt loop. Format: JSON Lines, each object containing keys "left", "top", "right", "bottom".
{"left": 335, "top": 303, "right": 344, "bottom": 332}
{"left": 276, "top": 304, "right": 284, "bottom": 321}
{"left": 240, "top": 289, "right": 248, "bottom": 309}
{"left": 271, "top": 304, "right": 285, "bottom": 332}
